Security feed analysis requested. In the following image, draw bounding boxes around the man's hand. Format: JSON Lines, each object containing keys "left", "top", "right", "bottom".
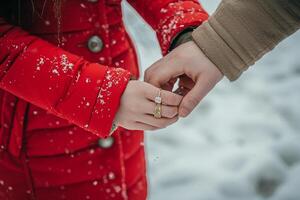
{"left": 144, "top": 41, "right": 223, "bottom": 117}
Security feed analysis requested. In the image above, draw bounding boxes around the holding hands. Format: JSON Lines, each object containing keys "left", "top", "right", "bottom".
{"left": 115, "top": 41, "right": 224, "bottom": 131}
{"left": 145, "top": 41, "right": 223, "bottom": 118}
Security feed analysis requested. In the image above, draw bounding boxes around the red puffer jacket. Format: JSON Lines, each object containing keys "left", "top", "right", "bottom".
{"left": 0, "top": 0, "right": 208, "bottom": 199}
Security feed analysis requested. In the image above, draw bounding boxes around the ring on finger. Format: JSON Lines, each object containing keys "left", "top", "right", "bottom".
{"left": 154, "top": 89, "right": 162, "bottom": 104}
{"left": 153, "top": 89, "right": 162, "bottom": 118}
{"left": 154, "top": 103, "right": 162, "bottom": 118}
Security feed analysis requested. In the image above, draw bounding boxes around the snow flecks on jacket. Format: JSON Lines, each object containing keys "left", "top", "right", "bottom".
{"left": 36, "top": 57, "right": 45, "bottom": 71}
{"left": 154, "top": 1, "right": 208, "bottom": 54}
{"left": 96, "top": 68, "right": 129, "bottom": 115}
{"left": 60, "top": 54, "right": 74, "bottom": 73}
{"left": 35, "top": 54, "right": 74, "bottom": 78}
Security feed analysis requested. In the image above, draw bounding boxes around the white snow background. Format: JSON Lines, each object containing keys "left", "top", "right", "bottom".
{"left": 122, "top": 1, "right": 300, "bottom": 200}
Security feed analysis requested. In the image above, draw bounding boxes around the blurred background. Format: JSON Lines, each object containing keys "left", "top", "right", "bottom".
{"left": 123, "top": 1, "right": 300, "bottom": 200}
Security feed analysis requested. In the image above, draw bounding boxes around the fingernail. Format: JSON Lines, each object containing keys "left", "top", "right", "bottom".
{"left": 179, "top": 108, "right": 189, "bottom": 118}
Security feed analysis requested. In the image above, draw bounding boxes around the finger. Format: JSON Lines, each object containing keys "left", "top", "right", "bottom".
{"left": 144, "top": 101, "right": 178, "bottom": 118}
{"left": 144, "top": 85, "right": 183, "bottom": 106}
{"left": 179, "top": 77, "right": 215, "bottom": 117}
{"left": 144, "top": 58, "right": 183, "bottom": 87}
{"left": 131, "top": 122, "right": 159, "bottom": 131}
{"left": 160, "top": 90, "right": 183, "bottom": 106}
{"left": 137, "top": 114, "right": 179, "bottom": 129}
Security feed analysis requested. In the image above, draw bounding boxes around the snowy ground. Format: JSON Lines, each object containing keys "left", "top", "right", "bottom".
{"left": 123, "top": 1, "right": 300, "bottom": 200}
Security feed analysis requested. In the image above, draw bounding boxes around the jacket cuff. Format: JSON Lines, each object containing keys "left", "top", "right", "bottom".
{"left": 192, "top": 0, "right": 300, "bottom": 81}
{"left": 88, "top": 67, "right": 131, "bottom": 138}
{"left": 192, "top": 21, "right": 245, "bottom": 81}
{"left": 156, "top": 1, "right": 208, "bottom": 55}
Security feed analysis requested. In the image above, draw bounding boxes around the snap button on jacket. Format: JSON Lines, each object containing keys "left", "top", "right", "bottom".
{"left": 88, "top": 35, "right": 104, "bottom": 53}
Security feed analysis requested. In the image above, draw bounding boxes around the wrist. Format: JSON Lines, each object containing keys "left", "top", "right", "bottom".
{"left": 188, "top": 41, "right": 224, "bottom": 77}
{"left": 169, "top": 27, "right": 196, "bottom": 52}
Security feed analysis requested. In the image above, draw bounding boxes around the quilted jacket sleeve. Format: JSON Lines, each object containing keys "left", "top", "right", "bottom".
{"left": 126, "top": 0, "right": 209, "bottom": 55}
{"left": 0, "top": 18, "right": 131, "bottom": 138}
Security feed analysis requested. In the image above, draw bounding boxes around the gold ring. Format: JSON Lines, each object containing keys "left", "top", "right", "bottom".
{"left": 153, "top": 89, "right": 162, "bottom": 118}
{"left": 154, "top": 103, "right": 162, "bottom": 118}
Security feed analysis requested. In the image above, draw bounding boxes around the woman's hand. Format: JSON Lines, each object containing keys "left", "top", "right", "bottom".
{"left": 114, "top": 80, "right": 183, "bottom": 131}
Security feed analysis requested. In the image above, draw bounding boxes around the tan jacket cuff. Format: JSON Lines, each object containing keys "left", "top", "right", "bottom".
{"left": 192, "top": 22, "right": 245, "bottom": 81}
{"left": 192, "top": 0, "right": 300, "bottom": 81}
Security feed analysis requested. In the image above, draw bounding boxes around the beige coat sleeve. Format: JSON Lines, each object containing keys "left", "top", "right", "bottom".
{"left": 192, "top": 0, "right": 300, "bottom": 81}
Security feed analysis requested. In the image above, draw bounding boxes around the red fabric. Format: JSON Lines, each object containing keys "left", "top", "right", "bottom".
{"left": 0, "top": 0, "right": 208, "bottom": 199}
{"left": 127, "top": 0, "right": 209, "bottom": 54}
{"left": 0, "top": 24, "right": 130, "bottom": 139}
